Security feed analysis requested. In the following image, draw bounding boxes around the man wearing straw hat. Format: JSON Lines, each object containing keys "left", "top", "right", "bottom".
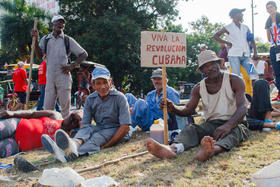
{"left": 146, "top": 50, "right": 250, "bottom": 162}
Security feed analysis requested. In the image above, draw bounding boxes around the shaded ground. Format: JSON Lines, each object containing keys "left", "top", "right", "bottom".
{"left": 0, "top": 125, "right": 280, "bottom": 186}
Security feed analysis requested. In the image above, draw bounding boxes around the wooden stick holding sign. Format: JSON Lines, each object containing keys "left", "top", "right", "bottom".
{"left": 162, "top": 67, "right": 168, "bottom": 145}
{"left": 25, "top": 19, "right": 37, "bottom": 109}
{"left": 141, "top": 31, "right": 186, "bottom": 145}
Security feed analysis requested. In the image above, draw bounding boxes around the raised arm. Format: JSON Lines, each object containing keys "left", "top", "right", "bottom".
{"left": 31, "top": 29, "right": 44, "bottom": 59}
{"left": 213, "top": 74, "right": 246, "bottom": 140}
{"left": 160, "top": 84, "right": 201, "bottom": 117}
{"left": 213, "top": 27, "right": 232, "bottom": 48}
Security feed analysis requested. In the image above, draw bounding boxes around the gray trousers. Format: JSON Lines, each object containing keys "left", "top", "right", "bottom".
{"left": 175, "top": 119, "right": 250, "bottom": 150}
{"left": 74, "top": 124, "right": 130, "bottom": 155}
{"left": 44, "top": 73, "right": 72, "bottom": 118}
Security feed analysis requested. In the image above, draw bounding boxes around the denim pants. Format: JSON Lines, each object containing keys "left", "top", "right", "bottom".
{"left": 228, "top": 56, "right": 257, "bottom": 78}
{"left": 270, "top": 47, "right": 280, "bottom": 94}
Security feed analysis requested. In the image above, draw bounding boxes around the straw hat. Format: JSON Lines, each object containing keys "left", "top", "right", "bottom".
{"left": 197, "top": 50, "right": 224, "bottom": 73}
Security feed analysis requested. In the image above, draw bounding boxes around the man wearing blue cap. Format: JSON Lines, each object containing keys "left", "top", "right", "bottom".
{"left": 41, "top": 67, "right": 131, "bottom": 161}
{"left": 214, "top": 8, "right": 258, "bottom": 83}
{"left": 31, "top": 15, "right": 88, "bottom": 118}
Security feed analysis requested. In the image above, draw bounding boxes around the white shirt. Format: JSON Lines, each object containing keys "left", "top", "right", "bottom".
{"left": 253, "top": 60, "right": 265, "bottom": 75}
{"left": 225, "top": 22, "right": 250, "bottom": 57}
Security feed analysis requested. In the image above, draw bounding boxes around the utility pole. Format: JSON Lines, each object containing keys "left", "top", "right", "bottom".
{"left": 251, "top": 0, "right": 255, "bottom": 34}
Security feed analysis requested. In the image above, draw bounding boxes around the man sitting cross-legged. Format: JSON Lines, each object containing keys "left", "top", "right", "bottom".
{"left": 146, "top": 50, "right": 250, "bottom": 162}
{"left": 42, "top": 67, "right": 131, "bottom": 162}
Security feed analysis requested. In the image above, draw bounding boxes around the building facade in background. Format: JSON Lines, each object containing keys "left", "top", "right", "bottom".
{"left": 26, "top": 0, "right": 59, "bottom": 15}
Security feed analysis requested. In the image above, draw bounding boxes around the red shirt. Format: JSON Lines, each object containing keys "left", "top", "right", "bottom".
{"left": 14, "top": 117, "right": 62, "bottom": 151}
{"left": 12, "top": 68, "right": 27, "bottom": 92}
{"left": 38, "top": 61, "right": 47, "bottom": 85}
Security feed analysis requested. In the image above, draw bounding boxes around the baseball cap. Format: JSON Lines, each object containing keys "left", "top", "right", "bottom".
{"left": 17, "top": 61, "right": 25, "bottom": 67}
{"left": 51, "top": 15, "right": 66, "bottom": 23}
{"left": 151, "top": 68, "right": 162, "bottom": 79}
{"left": 92, "top": 67, "right": 111, "bottom": 81}
{"left": 229, "top": 8, "right": 245, "bottom": 18}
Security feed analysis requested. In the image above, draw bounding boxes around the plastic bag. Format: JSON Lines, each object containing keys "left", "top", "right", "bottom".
{"left": 38, "top": 167, "right": 85, "bottom": 187}
{"left": 81, "top": 175, "right": 119, "bottom": 187}
{"left": 252, "top": 160, "right": 280, "bottom": 187}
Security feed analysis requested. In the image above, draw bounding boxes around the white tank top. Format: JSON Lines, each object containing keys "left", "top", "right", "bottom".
{"left": 199, "top": 73, "right": 237, "bottom": 121}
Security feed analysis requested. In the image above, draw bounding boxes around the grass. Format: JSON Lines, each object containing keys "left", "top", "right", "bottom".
{"left": 0, "top": 126, "right": 280, "bottom": 186}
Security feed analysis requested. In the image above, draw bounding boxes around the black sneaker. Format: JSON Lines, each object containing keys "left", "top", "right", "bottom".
{"left": 14, "top": 155, "right": 38, "bottom": 172}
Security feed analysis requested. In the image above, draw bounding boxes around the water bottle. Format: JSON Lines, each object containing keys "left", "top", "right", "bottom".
{"left": 150, "top": 119, "right": 164, "bottom": 144}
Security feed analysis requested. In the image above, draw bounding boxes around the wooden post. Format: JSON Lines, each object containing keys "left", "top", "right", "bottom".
{"left": 25, "top": 19, "right": 37, "bottom": 109}
{"left": 162, "top": 67, "right": 168, "bottom": 145}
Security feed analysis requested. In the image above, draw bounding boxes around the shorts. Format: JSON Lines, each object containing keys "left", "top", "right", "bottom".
{"left": 16, "top": 92, "right": 26, "bottom": 104}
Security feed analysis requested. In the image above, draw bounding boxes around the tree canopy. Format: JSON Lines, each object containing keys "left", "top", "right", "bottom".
{"left": 0, "top": 0, "right": 50, "bottom": 65}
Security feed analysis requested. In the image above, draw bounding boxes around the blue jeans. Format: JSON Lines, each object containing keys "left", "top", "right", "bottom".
{"left": 37, "top": 84, "right": 61, "bottom": 112}
{"left": 228, "top": 56, "right": 257, "bottom": 78}
{"left": 270, "top": 47, "right": 280, "bottom": 94}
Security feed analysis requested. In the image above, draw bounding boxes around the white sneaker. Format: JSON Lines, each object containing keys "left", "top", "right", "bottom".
{"left": 55, "top": 129, "right": 79, "bottom": 161}
{"left": 41, "top": 134, "right": 68, "bottom": 163}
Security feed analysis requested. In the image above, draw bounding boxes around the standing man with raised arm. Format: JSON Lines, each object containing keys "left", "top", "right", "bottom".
{"left": 31, "top": 15, "right": 88, "bottom": 118}
{"left": 214, "top": 8, "right": 258, "bottom": 80}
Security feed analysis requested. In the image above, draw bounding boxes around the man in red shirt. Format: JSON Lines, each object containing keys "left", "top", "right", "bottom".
{"left": 12, "top": 61, "right": 28, "bottom": 111}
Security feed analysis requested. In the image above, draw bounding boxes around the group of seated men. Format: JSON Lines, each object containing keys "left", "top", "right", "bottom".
{"left": 0, "top": 50, "right": 279, "bottom": 163}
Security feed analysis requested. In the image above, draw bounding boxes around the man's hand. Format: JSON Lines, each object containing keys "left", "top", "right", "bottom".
{"left": 61, "top": 64, "right": 75, "bottom": 74}
{"left": 160, "top": 98, "right": 175, "bottom": 113}
{"left": 129, "top": 104, "right": 134, "bottom": 115}
{"left": 213, "top": 124, "right": 233, "bottom": 141}
{"left": 252, "top": 54, "right": 258, "bottom": 61}
{"left": 31, "top": 29, "right": 39, "bottom": 39}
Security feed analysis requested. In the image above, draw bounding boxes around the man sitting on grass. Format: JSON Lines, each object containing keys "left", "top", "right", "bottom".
{"left": 42, "top": 67, "right": 131, "bottom": 162}
{"left": 146, "top": 50, "right": 250, "bottom": 161}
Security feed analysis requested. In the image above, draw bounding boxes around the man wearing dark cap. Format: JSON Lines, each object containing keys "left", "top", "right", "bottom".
{"left": 214, "top": 8, "right": 258, "bottom": 82}
{"left": 146, "top": 50, "right": 250, "bottom": 162}
{"left": 31, "top": 15, "right": 88, "bottom": 118}
{"left": 125, "top": 68, "right": 180, "bottom": 133}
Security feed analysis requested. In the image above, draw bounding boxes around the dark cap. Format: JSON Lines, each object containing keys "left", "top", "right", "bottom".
{"left": 229, "top": 8, "right": 246, "bottom": 18}
{"left": 151, "top": 68, "right": 162, "bottom": 79}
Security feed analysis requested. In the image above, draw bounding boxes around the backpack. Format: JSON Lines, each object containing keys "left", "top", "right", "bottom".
{"left": 44, "top": 34, "right": 71, "bottom": 63}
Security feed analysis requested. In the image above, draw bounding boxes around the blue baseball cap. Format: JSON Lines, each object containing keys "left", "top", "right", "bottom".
{"left": 92, "top": 66, "right": 111, "bottom": 81}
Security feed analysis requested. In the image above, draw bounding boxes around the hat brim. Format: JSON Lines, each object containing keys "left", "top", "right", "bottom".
{"left": 151, "top": 75, "right": 162, "bottom": 79}
{"left": 92, "top": 75, "right": 110, "bottom": 81}
{"left": 196, "top": 58, "right": 224, "bottom": 74}
{"left": 52, "top": 19, "right": 66, "bottom": 23}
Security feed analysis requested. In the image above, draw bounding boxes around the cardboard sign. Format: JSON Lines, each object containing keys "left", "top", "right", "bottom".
{"left": 141, "top": 31, "right": 186, "bottom": 67}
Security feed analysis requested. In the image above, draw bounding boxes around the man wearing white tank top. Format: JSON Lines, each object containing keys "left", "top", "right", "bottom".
{"left": 146, "top": 50, "right": 250, "bottom": 162}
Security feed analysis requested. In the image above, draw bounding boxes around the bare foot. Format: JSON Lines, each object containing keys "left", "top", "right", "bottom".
{"left": 146, "top": 138, "right": 176, "bottom": 159}
{"left": 194, "top": 136, "right": 215, "bottom": 162}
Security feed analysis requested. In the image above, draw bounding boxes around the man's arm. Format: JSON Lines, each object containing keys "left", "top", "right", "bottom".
{"left": 101, "top": 124, "right": 130, "bottom": 149}
{"left": 31, "top": 29, "right": 44, "bottom": 59}
{"left": 80, "top": 97, "right": 92, "bottom": 127}
{"left": 266, "top": 29, "right": 271, "bottom": 43}
{"left": 161, "top": 84, "right": 200, "bottom": 117}
{"left": 251, "top": 39, "right": 258, "bottom": 60}
{"left": 213, "top": 27, "right": 232, "bottom": 48}
{"left": 0, "top": 110, "right": 62, "bottom": 120}
{"left": 213, "top": 74, "right": 246, "bottom": 140}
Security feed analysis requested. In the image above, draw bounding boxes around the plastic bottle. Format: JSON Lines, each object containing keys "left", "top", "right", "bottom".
{"left": 150, "top": 119, "right": 164, "bottom": 144}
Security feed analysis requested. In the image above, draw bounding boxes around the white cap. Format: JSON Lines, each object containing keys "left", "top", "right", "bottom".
{"left": 17, "top": 61, "right": 25, "bottom": 67}
{"left": 51, "top": 15, "right": 66, "bottom": 23}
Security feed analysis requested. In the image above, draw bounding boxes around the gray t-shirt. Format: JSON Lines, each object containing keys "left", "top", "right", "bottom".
{"left": 39, "top": 32, "right": 87, "bottom": 76}
{"left": 81, "top": 89, "right": 131, "bottom": 129}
